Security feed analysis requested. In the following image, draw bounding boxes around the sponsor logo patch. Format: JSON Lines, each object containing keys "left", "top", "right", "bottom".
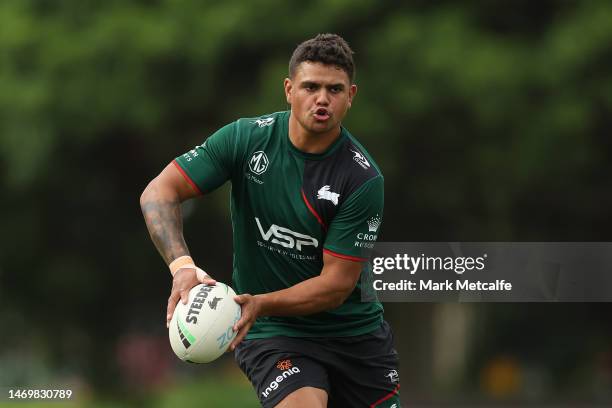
{"left": 251, "top": 117, "right": 275, "bottom": 127}
{"left": 255, "top": 217, "right": 318, "bottom": 251}
{"left": 261, "top": 360, "right": 301, "bottom": 399}
{"left": 385, "top": 369, "right": 400, "bottom": 384}
{"left": 276, "top": 359, "right": 292, "bottom": 370}
{"left": 368, "top": 214, "right": 381, "bottom": 232}
{"left": 354, "top": 214, "right": 381, "bottom": 249}
{"left": 350, "top": 148, "right": 371, "bottom": 169}
{"left": 249, "top": 151, "right": 269, "bottom": 175}
{"left": 182, "top": 147, "right": 200, "bottom": 162}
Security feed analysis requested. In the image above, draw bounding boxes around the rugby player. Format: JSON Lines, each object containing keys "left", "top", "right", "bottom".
{"left": 141, "top": 33, "right": 401, "bottom": 408}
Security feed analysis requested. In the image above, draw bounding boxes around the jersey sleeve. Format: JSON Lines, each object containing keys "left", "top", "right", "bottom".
{"left": 173, "top": 121, "right": 239, "bottom": 194}
{"left": 323, "top": 176, "right": 384, "bottom": 261}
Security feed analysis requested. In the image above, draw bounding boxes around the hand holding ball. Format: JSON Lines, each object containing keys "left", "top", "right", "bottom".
{"left": 168, "top": 282, "right": 241, "bottom": 363}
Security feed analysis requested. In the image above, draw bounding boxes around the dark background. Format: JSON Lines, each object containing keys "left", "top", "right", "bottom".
{"left": 1, "top": 0, "right": 611, "bottom": 406}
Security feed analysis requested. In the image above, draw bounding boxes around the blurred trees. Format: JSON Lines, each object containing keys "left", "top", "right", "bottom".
{"left": 1, "top": 0, "right": 611, "bottom": 401}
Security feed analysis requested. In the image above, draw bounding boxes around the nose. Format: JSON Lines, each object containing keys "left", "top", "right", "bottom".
{"left": 315, "top": 89, "right": 330, "bottom": 106}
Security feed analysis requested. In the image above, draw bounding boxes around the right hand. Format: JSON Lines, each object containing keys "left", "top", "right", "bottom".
{"left": 166, "top": 266, "right": 216, "bottom": 328}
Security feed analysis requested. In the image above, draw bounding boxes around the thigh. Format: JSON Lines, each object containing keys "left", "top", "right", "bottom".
{"left": 234, "top": 338, "right": 330, "bottom": 408}
{"left": 326, "top": 321, "right": 401, "bottom": 408}
{"left": 275, "top": 386, "right": 327, "bottom": 408}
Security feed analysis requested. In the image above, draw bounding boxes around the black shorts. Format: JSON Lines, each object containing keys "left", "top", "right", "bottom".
{"left": 234, "top": 320, "right": 401, "bottom": 408}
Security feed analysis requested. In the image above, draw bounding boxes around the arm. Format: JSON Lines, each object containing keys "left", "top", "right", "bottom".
{"left": 230, "top": 252, "right": 362, "bottom": 349}
{"left": 140, "top": 161, "right": 216, "bottom": 327}
{"left": 140, "top": 161, "right": 197, "bottom": 264}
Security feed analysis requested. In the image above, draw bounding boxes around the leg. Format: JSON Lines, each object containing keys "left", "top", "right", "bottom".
{"left": 235, "top": 338, "right": 330, "bottom": 408}
{"left": 325, "top": 321, "right": 402, "bottom": 407}
{"left": 275, "top": 386, "right": 328, "bottom": 408}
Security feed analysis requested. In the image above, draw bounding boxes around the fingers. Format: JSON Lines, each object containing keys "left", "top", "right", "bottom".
{"left": 232, "top": 295, "right": 249, "bottom": 331}
{"left": 165, "top": 265, "right": 217, "bottom": 329}
{"left": 166, "top": 270, "right": 196, "bottom": 327}
{"left": 200, "top": 277, "right": 217, "bottom": 286}
{"left": 230, "top": 320, "right": 253, "bottom": 351}
{"left": 229, "top": 294, "right": 256, "bottom": 350}
{"left": 233, "top": 312, "right": 247, "bottom": 332}
{"left": 166, "top": 290, "right": 181, "bottom": 328}
{"left": 167, "top": 287, "right": 191, "bottom": 327}
{"left": 179, "top": 287, "right": 190, "bottom": 304}
{"left": 196, "top": 267, "right": 216, "bottom": 285}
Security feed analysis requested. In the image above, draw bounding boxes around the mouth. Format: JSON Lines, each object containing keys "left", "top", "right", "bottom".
{"left": 313, "top": 108, "right": 331, "bottom": 121}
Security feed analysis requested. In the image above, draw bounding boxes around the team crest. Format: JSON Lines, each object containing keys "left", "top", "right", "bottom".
{"left": 317, "top": 185, "right": 340, "bottom": 206}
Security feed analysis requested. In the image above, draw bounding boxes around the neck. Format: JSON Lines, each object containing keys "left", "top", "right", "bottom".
{"left": 288, "top": 114, "right": 342, "bottom": 154}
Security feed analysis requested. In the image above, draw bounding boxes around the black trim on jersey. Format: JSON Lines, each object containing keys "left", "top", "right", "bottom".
{"left": 302, "top": 139, "right": 379, "bottom": 230}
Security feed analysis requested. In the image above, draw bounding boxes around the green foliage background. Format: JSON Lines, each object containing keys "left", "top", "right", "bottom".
{"left": 1, "top": 0, "right": 611, "bottom": 405}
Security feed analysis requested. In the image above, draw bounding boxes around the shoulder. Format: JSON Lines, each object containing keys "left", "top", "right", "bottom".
{"left": 324, "top": 131, "right": 383, "bottom": 202}
{"left": 341, "top": 130, "right": 383, "bottom": 179}
{"left": 209, "top": 111, "right": 287, "bottom": 156}
{"left": 234, "top": 111, "right": 288, "bottom": 138}
{"left": 302, "top": 131, "right": 383, "bottom": 225}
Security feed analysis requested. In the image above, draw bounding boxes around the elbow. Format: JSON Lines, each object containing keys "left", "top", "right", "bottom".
{"left": 140, "top": 179, "right": 158, "bottom": 209}
{"left": 139, "top": 188, "right": 148, "bottom": 209}
{"left": 326, "top": 288, "right": 352, "bottom": 310}
{"left": 327, "top": 297, "right": 344, "bottom": 310}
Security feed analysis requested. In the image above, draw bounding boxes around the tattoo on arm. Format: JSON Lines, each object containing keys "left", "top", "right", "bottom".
{"left": 141, "top": 193, "right": 190, "bottom": 265}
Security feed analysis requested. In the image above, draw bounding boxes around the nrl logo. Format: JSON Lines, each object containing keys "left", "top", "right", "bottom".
{"left": 251, "top": 117, "right": 275, "bottom": 128}
{"left": 349, "top": 148, "right": 370, "bottom": 169}
{"left": 367, "top": 214, "right": 381, "bottom": 232}
{"left": 317, "top": 185, "right": 340, "bottom": 206}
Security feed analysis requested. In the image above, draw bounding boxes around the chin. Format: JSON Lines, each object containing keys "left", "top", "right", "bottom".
{"left": 309, "top": 125, "right": 334, "bottom": 135}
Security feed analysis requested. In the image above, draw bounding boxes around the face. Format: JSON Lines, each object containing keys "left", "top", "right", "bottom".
{"left": 284, "top": 62, "right": 357, "bottom": 137}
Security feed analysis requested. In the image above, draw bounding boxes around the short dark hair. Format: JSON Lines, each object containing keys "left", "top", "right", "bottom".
{"left": 288, "top": 33, "right": 355, "bottom": 82}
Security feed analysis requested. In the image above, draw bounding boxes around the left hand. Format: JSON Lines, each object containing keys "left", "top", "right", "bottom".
{"left": 230, "top": 294, "right": 262, "bottom": 351}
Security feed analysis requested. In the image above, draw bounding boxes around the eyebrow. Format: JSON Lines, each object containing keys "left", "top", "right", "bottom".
{"left": 300, "top": 81, "right": 345, "bottom": 89}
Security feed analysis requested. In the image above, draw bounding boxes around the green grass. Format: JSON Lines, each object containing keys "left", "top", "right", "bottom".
{"left": 154, "top": 377, "right": 259, "bottom": 408}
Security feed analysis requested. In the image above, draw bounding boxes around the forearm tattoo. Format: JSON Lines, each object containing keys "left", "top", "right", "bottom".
{"left": 141, "top": 193, "right": 190, "bottom": 265}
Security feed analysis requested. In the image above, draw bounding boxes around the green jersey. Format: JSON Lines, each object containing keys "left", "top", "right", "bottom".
{"left": 175, "top": 111, "right": 384, "bottom": 339}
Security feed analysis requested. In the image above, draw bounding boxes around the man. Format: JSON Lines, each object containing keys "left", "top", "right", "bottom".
{"left": 141, "top": 34, "right": 401, "bottom": 408}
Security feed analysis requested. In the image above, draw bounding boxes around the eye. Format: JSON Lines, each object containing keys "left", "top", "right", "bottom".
{"left": 330, "top": 86, "right": 342, "bottom": 94}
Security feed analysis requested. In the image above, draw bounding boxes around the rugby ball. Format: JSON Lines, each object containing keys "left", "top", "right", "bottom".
{"left": 168, "top": 282, "right": 241, "bottom": 363}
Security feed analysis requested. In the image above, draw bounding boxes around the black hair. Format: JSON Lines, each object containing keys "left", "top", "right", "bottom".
{"left": 288, "top": 33, "right": 355, "bottom": 82}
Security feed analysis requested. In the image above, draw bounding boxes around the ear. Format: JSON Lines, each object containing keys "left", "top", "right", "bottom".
{"left": 284, "top": 78, "right": 293, "bottom": 105}
{"left": 347, "top": 84, "right": 357, "bottom": 109}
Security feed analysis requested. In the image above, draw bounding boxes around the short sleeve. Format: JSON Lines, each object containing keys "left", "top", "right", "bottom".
{"left": 323, "top": 176, "right": 384, "bottom": 261}
{"left": 174, "top": 122, "right": 238, "bottom": 194}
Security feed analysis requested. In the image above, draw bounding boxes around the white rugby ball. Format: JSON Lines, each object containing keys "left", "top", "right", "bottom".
{"left": 168, "top": 282, "right": 241, "bottom": 363}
